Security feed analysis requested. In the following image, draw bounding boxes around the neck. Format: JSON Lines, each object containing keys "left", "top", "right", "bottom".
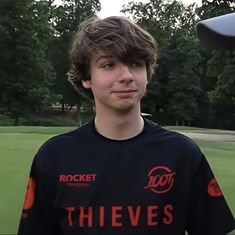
{"left": 94, "top": 107, "right": 144, "bottom": 140}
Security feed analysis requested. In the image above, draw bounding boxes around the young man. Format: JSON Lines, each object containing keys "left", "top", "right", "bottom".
{"left": 18, "top": 16, "right": 235, "bottom": 235}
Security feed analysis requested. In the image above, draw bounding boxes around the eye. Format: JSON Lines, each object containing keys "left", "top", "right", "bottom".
{"left": 101, "top": 62, "right": 115, "bottom": 69}
{"left": 131, "top": 60, "right": 145, "bottom": 68}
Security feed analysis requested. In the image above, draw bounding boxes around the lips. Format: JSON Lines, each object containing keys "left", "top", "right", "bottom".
{"left": 112, "top": 89, "right": 137, "bottom": 93}
{"left": 112, "top": 89, "right": 137, "bottom": 98}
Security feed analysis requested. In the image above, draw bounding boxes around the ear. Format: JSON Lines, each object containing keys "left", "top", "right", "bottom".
{"left": 82, "top": 80, "right": 91, "bottom": 89}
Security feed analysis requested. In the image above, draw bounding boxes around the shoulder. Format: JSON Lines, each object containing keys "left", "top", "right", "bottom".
{"left": 144, "top": 119, "right": 207, "bottom": 175}
{"left": 145, "top": 119, "right": 199, "bottom": 145}
{"left": 144, "top": 118, "right": 202, "bottom": 157}
{"left": 34, "top": 122, "right": 92, "bottom": 161}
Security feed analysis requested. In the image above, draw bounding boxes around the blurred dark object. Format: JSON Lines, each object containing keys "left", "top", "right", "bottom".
{"left": 197, "top": 12, "right": 235, "bottom": 50}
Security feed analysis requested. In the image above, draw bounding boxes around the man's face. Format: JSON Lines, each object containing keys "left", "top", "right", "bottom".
{"left": 82, "top": 53, "right": 148, "bottom": 114}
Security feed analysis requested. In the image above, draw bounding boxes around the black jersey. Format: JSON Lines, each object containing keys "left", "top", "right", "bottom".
{"left": 18, "top": 119, "right": 235, "bottom": 235}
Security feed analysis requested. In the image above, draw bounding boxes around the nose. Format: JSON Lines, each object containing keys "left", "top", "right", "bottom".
{"left": 118, "top": 64, "right": 134, "bottom": 83}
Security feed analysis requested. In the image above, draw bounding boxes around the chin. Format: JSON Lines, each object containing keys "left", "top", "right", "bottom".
{"left": 114, "top": 103, "right": 137, "bottom": 113}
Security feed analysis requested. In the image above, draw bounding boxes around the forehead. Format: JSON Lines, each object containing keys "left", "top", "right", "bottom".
{"left": 90, "top": 49, "right": 144, "bottom": 65}
{"left": 91, "top": 51, "right": 116, "bottom": 63}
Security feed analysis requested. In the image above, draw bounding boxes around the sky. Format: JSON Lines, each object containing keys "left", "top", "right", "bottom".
{"left": 97, "top": 0, "right": 201, "bottom": 18}
{"left": 55, "top": 0, "right": 202, "bottom": 18}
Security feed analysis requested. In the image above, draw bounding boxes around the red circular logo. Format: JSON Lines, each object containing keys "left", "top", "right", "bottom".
{"left": 144, "top": 166, "right": 176, "bottom": 194}
{"left": 207, "top": 177, "right": 222, "bottom": 197}
{"left": 23, "top": 177, "right": 36, "bottom": 210}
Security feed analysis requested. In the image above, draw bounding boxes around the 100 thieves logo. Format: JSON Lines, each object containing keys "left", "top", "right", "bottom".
{"left": 144, "top": 166, "right": 176, "bottom": 194}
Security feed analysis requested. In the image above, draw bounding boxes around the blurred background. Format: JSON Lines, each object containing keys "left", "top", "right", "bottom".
{"left": 0, "top": 0, "right": 235, "bottom": 129}
{"left": 0, "top": 0, "right": 235, "bottom": 234}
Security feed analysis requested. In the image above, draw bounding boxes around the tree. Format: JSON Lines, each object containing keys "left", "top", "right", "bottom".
{"left": 123, "top": 0, "right": 201, "bottom": 125}
{"left": 207, "top": 51, "right": 235, "bottom": 129}
{"left": 0, "top": 0, "right": 14, "bottom": 114}
{"left": 166, "top": 29, "right": 201, "bottom": 125}
{"left": 49, "top": 0, "right": 100, "bottom": 124}
{"left": 197, "top": 0, "right": 235, "bottom": 20}
{"left": 196, "top": 0, "right": 235, "bottom": 129}
{"left": 0, "top": 0, "right": 57, "bottom": 125}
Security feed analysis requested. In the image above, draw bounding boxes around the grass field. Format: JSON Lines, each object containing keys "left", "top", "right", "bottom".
{"left": 0, "top": 126, "right": 234, "bottom": 234}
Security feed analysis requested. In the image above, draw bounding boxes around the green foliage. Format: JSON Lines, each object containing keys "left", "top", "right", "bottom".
{"left": 197, "top": 0, "right": 235, "bottom": 19}
{"left": 123, "top": 0, "right": 201, "bottom": 125}
{"left": 1, "top": 0, "right": 235, "bottom": 129}
{"left": 207, "top": 51, "right": 235, "bottom": 129}
{"left": 50, "top": 0, "right": 101, "bottom": 112}
{"left": 0, "top": 0, "right": 57, "bottom": 124}
{"left": 196, "top": 1, "right": 235, "bottom": 129}
{"left": 122, "top": 0, "right": 235, "bottom": 129}
{"left": 0, "top": 0, "right": 100, "bottom": 125}
{"left": 166, "top": 30, "right": 201, "bottom": 124}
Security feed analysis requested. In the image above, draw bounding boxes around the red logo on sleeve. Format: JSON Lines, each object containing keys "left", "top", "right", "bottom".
{"left": 23, "top": 177, "right": 36, "bottom": 210}
{"left": 207, "top": 177, "right": 222, "bottom": 197}
{"left": 144, "top": 166, "right": 176, "bottom": 194}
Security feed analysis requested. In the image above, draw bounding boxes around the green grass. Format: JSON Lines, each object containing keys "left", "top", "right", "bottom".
{"left": 195, "top": 140, "right": 235, "bottom": 214}
{"left": 0, "top": 126, "right": 234, "bottom": 234}
{"left": 0, "top": 125, "right": 76, "bottom": 134}
{"left": 0, "top": 126, "right": 75, "bottom": 234}
{"left": 166, "top": 126, "right": 235, "bottom": 135}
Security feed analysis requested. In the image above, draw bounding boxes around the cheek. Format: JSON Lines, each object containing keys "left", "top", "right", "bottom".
{"left": 90, "top": 74, "right": 113, "bottom": 93}
{"left": 138, "top": 74, "right": 148, "bottom": 95}
{"left": 136, "top": 71, "right": 148, "bottom": 86}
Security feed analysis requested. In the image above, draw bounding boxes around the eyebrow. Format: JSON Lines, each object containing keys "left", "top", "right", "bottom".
{"left": 94, "top": 55, "right": 115, "bottom": 63}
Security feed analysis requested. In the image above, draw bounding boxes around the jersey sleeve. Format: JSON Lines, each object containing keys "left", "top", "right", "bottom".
{"left": 186, "top": 154, "right": 235, "bottom": 235}
{"left": 17, "top": 155, "right": 59, "bottom": 235}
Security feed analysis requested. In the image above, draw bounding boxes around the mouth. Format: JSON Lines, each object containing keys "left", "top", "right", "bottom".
{"left": 111, "top": 89, "right": 137, "bottom": 98}
{"left": 112, "top": 89, "right": 137, "bottom": 93}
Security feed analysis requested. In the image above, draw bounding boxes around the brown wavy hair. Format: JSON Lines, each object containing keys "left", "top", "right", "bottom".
{"left": 67, "top": 16, "right": 158, "bottom": 98}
